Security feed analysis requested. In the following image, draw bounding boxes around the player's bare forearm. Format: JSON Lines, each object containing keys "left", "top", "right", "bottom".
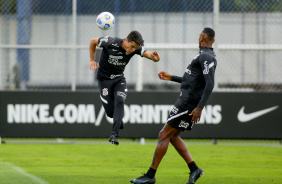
{"left": 143, "top": 50, "right": 160, "bottom": 62}
{"left": 158, "top": 71, "right": 172, "bottom": 81}
{"left": 89, "top": 38, "right": 98, "bottom": 61}
{"left": 89, "top": 38, "right": 99, "bottom": 70}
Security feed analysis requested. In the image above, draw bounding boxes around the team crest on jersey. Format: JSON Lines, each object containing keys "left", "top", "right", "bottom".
{"left": 102, "top": 88, "right": 108, "bottom": 96}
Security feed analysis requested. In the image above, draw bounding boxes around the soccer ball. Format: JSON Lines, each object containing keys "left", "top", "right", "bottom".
{"left": 96, "top": 12, "right": 115, "bottom": 30}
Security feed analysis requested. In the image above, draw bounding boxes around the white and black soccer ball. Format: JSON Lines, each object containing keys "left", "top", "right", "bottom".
{"left": 96, "top": 12, "right": 115, "bottom": 30}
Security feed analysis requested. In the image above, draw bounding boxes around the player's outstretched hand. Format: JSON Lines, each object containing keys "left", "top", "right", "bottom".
{"left": 90, "top": 60, "right": 99, "bottom": 70}
{"left": 189, "top": 107, "right": 203, "bottom": 125}
{"left": 151, "top": 51, "right": 160, "bottom": 62}
{"left": 158, "top": 71, "right": 172, "bottom": 81}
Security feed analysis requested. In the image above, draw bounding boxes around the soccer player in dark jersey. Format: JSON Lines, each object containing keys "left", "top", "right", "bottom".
{"left": 130, "top": 28, "right": 217, "bottom": 184}
{"left": 89, "top": 30, "right": 160, "bottom": 145}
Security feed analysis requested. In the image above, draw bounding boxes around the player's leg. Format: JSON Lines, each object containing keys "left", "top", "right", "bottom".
{"left": 108, "top": 78, "right": 127, "bottom": 145}
{"left": 169, "top": 111, "right": 203, "bottom": 184}
{"left": 150, "top": 124, "right": 180, "bottom": 169}
{"left": 169, "top": 133, "right": 203, "bottom": 184}
{"left": 98, "top": 80, "right": 115, "bottom": 118}
{"left": 170, "top": 132, "right": 193, "bottom": 163}
{"left": 130, "top": 124, "right": 179, "bottom": 184}
{"left": 98, "top": 80, "right": 121, "bottom": 145}
{"left": 167, "top": 101, "right": 204, "bottom": 183}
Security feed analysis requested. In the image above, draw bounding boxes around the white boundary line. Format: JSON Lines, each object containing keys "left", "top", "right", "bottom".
{"left": 0, "top": 159, "right": 49, "bottom": 184}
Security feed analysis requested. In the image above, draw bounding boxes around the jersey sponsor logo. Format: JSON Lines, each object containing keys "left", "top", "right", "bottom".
{"left": 112, "top": 49, "right": 118, "bottom": 51}
{"left": 108, "top": 55, "right": 126, "bottom": 66}
{"left": 179, "top": 120, "right": 190, "bottom": 129}
{"left": 237, "top": 105, "right": 279, "bottom": 123}
{"left": 102, "top": 88, "right": 108, "bottom": 96}
{"left": 110, "top": 74, "right": 122, "bottom": 79}
{"left": 109, "top": 55, "right": 123, "bottom": 59}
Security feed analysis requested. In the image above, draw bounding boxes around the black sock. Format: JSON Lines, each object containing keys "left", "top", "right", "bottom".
{"left": 188, "top": 161, "right": 198, "bottom": 172}
{"left": 146, "top": 167, "right": 156, "bottom": 179}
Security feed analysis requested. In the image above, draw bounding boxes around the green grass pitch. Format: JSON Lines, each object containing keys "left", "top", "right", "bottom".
{"left": 0, "top": 140, "right": 281, "bottom": 184}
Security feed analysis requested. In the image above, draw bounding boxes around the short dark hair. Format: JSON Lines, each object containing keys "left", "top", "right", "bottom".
{"left": 202, "top": 27, "right": 215, "bottom": 41}
{"left": 127, "top": 30, "right": 144, "bottom": 46}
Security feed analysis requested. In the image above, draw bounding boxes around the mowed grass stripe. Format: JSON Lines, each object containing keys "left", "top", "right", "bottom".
{"left": 0, "top": 144, "right": 281, "bottom": 184}
{"left": 0, "top": 159, "right": 49, "bottom": 184}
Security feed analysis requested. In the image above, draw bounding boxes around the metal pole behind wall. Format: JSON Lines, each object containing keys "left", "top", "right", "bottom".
{"left": 213, "top": 0, "right": 219, "bottom": 91}
{"left": 135, "top": 57, "right": 143, "bottom": 91}
{"left": 17, "top": 0, "right": 32, "bottom": 86}
{"left": 72, "top": 0, "right": 77, "bottom": 91}
{"left": 1, "top": 0, "right": 10, "bottom": 90}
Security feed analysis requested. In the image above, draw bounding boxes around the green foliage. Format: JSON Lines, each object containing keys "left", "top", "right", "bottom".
{"left": 0, "top": 143, "right": 281, "bottom": 184}
{"left": 233, "top": 0, "right": 282, "bottom": 12}
{"left": 0, "top": 0, "right": 16, "bottom": 14}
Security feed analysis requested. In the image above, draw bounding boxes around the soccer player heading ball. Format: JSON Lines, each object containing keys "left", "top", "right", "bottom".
{"left": 89, "top": 31, "right": 160, "bottom": 145}
{"left": 130, "top": 27, "right": 217, "bottom": 184}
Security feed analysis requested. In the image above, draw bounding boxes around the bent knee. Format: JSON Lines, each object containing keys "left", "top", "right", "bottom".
{"left": 158, "top": 129, "right": 169, "bottom": 141}
{"left": 115, "top": 96, "right": 125, "bottom": 106}
{"left": 105, "top": 110, "right": 114, "bottom": 118}
{"left": 158, "top": 125, "right": 180, "bottom": 141}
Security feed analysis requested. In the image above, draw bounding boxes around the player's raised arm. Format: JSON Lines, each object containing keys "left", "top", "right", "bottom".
{"left": 143, "top": 50, "right": 160, "bottom": 62}
{"left": 89, "top": 38, "right": 100, "bottom": 70}
{"left": 158, "top": 71, "right": 172, "bottom": 80}
{"left": 158, "top": 71, "right": 183, "bottom": 83}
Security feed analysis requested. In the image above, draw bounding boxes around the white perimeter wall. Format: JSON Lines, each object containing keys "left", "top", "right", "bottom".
{"left": 1, "top": 12, "right": 282, "bottom": 88}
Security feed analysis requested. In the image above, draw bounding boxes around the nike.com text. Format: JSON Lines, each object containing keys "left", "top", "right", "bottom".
{"left": 7, "top": 104, "right": 222, "bottom": 125}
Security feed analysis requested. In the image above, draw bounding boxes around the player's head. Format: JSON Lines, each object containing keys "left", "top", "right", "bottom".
{"left": 123, "top": 31, "right": 144, "bottom": 55}
{"left": 127, "top": 30, "right": 144, "bottom": 46}
{"left": 199, "top": 27, "right": 215, "bottom": 47}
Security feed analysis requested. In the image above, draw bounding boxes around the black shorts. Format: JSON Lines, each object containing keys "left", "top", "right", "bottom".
{"left": 167, "top": 99, "right": 193, "bottom": 131}
{"left": 98, "top": 77, "right": 127, "bottom": 116}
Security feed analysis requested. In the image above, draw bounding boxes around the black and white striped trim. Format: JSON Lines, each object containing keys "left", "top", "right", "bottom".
{"left": 100, "top": 95, "right": 108, "bottom": 104}
{"left": 167, "top": 110, "right": 189, "bottom": 122}
{"left": 141, "top": 47, "right": 146, "bottom": 56}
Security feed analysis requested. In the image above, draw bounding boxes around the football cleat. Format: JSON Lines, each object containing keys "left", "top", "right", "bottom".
{"left": 130, "top": 174, "right": 156, "bottom": 184}
{"left": 186, "top": 168, "right": 204, "bottom": 184}
{"left": 108, "top": 134, "right": 119, "bottom": 145}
